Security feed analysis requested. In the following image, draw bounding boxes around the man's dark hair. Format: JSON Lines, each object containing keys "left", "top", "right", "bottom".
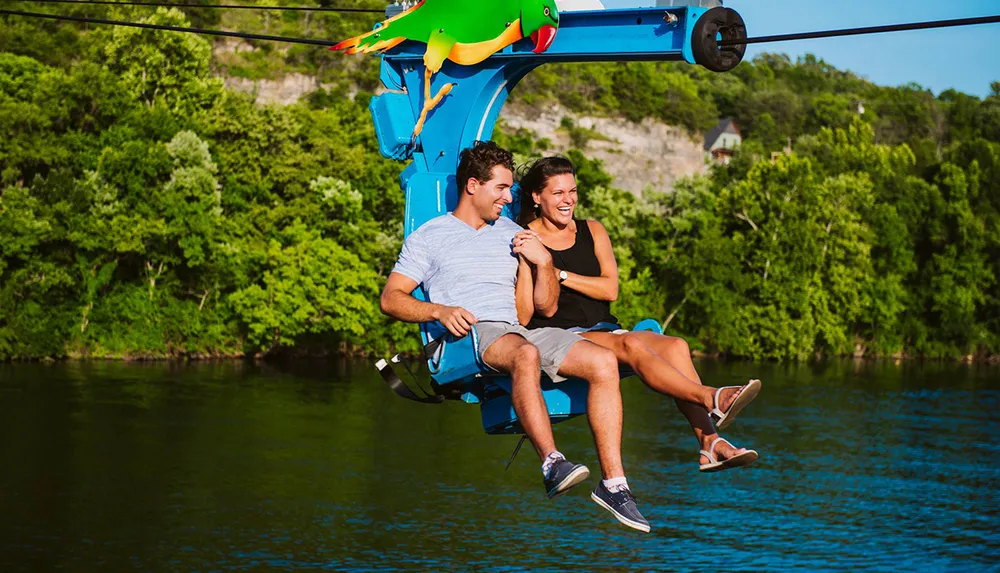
{"left": 456, "top": 141, "right": 515, "bottom": 193}
{"left": 518, "top": 156, "right": 576, "bottom": 226}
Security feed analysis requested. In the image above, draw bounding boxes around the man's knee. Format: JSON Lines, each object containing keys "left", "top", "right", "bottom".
{"left": 587, "top": 346, "right": 620, "bottom": 385}
{"left": 512, "top": 341, "right": 541, "bottom": 371}
{"left": 509, "top": 342, "right": 542, "bottom": 390}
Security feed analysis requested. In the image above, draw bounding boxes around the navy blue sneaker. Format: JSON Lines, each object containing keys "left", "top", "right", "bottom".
{"left": 591, "top": 481, "right": 650, "bottom": 533}
{"left": 544, "top": 459, "right": 590, "bottom": 499}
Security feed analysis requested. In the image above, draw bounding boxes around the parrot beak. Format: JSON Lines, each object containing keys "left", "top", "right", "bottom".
{"left": 530, "top": 25, "right": 557, "bottom": 54}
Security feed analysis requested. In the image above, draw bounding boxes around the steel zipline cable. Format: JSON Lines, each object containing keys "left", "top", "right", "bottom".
{"left": 1, "top": 7, "right": 999, "bottom": 51}
{"left": 0, "top": 8, "right": 340, "bottom": 46}
{"left": 718, "top": 14, "right": 1000, "bottom": 46}
{"left": 10, "top": 0, "right": 385, "bottom": 13}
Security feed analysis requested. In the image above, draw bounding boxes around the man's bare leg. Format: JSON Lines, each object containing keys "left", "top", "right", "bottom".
{"left": 556, "top": 341, "right": 624, "bottom": 479}
{"left": 482, "top": 333, "right": 555, "bottom": 461}
{"left": 557, "top": 339, "right": 650, "bottom": 532}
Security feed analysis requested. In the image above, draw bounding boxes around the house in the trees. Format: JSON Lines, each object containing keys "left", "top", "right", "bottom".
{"left": 704, "top": 118, "right": 741, "bottom": 165}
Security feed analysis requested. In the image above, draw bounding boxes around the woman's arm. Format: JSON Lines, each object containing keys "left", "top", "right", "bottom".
{"left": 559, "top": 220, "right": 619, "bottom": 302}
{"left": 514, "top": 230, "right": 559, "bottom": 320}
{"left": 515, "top": 255, "right": 536, "bottom": 326}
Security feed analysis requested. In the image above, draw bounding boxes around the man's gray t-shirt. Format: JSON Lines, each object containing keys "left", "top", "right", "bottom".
{"left": 391, "top": 214, "right": 521, "bottom": 324}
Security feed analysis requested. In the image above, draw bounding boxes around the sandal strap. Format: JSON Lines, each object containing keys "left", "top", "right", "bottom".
{"left": 708, "top": 436, "right": 732, "bottom": 454}
{"left": 701, "top": 436, "right": 732, "bottom": 464}
{"left": 699, "top": 449, "right": 716, "bottom": 464}
{"left": 711, "top": 384, "right": 746, "bottom": 420}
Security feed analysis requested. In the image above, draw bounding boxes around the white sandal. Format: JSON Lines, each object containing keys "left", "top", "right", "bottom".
{"left": 709, "top": 378, "right": 761, "bottom": 430}
{"left": 699, "top": 437, "right": 759, "bottom": 473}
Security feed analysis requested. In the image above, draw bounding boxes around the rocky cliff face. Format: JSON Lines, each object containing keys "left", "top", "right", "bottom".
{"left": 222, "top": 73, "right": 333, "bottom": 106}
{"left": 221, "top": 72, "right": 708, "bottom": 195}
{"left": 502, "top": 103, "right": 709, "bottom": 195}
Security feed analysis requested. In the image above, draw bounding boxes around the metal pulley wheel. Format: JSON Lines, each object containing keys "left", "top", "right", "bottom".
{"left": 691, "top": 7, "right": 747, "bottom": 72}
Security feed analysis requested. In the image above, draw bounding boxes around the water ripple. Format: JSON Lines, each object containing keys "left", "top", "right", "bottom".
{"left": 1, "top": 360, "right": 999, "bottom": 571}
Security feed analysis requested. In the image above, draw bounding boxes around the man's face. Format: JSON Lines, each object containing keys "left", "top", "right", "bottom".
{"left": 469, "top": 165, "right": 514, "bottom": 222}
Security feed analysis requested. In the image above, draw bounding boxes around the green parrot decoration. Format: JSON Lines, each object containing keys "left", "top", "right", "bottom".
{"left": 332, "top": 0, "right": 561, "bottom": 139}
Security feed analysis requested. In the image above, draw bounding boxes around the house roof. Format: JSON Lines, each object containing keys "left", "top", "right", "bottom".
{"left": 704, "top": 118, "right": 740, "bottom": 150}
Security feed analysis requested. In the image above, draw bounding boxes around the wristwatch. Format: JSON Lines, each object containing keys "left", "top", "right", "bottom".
{"left": 558, "top": 270, "right": 569, "bottom": 283}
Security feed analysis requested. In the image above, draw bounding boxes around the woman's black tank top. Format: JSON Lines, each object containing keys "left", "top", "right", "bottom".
{"left": 527, "top": 219, "right": 619, "bottom": 330}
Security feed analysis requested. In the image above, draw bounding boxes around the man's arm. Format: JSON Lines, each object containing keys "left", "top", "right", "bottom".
{"left": 380, "top": 272, "right": 477, "bottom": 337}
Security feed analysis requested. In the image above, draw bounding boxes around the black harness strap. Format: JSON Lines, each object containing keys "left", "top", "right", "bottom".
{"left": 374, "top": 355, "right": 444, "bottom": 404}
{"left": 398, "top": 353, "right": 440, "bottom": 399}
{"left": 424, "top": 337, "right": 444, "bottom": 359}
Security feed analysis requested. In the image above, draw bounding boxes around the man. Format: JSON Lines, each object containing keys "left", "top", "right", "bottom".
{"left": 380, "top": 141, "right": 649, "bottom": 532}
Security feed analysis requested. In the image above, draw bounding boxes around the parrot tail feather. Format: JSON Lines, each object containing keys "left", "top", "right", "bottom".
{"left": 362, "top": 37, "right": 406, "bottom": 54}
{"left": 335, "top": 35, "right": 405, "bottom": 55}
{"left": 331, "top": 31, "right": 374, "bottom": 52}
{"left": 330, "top": 0, "right": 424, "bottom": 53}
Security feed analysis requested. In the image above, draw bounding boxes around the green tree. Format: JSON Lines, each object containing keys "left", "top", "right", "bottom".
{"left": 229, "top": 222, "right": 379, "bottom": 353}
{"left": 97, "top": 8, "right": 221, "bottom": 113}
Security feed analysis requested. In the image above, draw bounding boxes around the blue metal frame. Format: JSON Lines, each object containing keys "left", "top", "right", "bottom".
{"left": 370, "top": 6, "right": 713, "bottom": 434}
{"left": 371, "top": 6, "right": 708, "bottom": 169}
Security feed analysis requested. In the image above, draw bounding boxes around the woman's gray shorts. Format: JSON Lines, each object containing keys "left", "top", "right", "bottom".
{"left": 475, "top": 322, "right": 584, "bottom": 383}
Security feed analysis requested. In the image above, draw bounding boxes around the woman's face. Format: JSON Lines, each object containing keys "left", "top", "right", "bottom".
{"left": 533, "top": 173, "right": 578, "bottom": 226}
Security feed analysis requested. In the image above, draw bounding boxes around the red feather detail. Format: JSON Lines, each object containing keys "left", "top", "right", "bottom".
{"left": 331, "top": 37, "right": 361, "bottom": 52}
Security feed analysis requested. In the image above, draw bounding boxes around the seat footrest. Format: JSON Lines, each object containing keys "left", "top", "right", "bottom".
{"left": 481, "top": 377, "right": 590, "bottom": 435}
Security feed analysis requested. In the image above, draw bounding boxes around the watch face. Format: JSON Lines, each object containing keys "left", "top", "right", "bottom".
{"left": 559, "top": 270, "right": 568, "bottom": 281}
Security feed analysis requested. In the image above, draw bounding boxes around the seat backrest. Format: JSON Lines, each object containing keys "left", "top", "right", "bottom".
{"left": 403, "top": 172, "right": 458, "bottom": 238}
{"left": 404, "top": 172, "right": 457, "bottom": 347}
{"left": 404, "top": 173, "right": 522, "bottom": 236}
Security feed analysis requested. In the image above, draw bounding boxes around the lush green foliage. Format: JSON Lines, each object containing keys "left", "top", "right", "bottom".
{"left": 570, "top": 122, "right": 1000, "bottom": 360}
{"left": 1, "top": 6, "right": 998, "bottom": 360}
{"left": 0, "top": 8, "right": 412, "bottom": 359}
{"left": 517, "top": 55, "right": 1000, "bottom": 154}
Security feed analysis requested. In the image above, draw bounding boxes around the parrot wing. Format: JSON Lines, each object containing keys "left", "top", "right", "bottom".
{"left": 332, "top": 0, "right": 525, "bottom": 59}
{"left": 423, "top": 29, "right": 458, "bottom": 73}
{"left": 447, "top": 22, "right": 524, "bottom": 66}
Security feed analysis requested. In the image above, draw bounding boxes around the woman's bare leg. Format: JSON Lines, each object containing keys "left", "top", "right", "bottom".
{"left": 579, "top": 332, "right": 715, "bottom": 407}
{"left": 582, "top": 331, "right": 747, "bottom": 464}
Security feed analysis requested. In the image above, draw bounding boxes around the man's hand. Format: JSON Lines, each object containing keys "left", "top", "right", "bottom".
{"left": 432, "top": 305, "right": 478, "bottom": 337}
{"left": 512, "top": 230, "right": 553, "bottom": 267}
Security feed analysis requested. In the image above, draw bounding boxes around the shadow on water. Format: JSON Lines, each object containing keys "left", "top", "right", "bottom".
{"left": 1, "top": 359, "right": 998, "bottom": 572}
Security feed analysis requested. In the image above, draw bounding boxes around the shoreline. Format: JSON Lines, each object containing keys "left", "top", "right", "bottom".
{"left": 3, "top": 349, "right": 998, "bottom": 365}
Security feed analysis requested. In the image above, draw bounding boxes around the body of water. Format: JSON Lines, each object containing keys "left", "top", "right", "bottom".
{"left": 1, "top": 359, "right": 998, "bottom": 572}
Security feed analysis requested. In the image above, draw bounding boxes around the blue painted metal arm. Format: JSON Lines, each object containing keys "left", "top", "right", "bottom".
{"left": 371, "top": 6, "right": 709, "bottom": 170}
{"left": 382, "top": 7, "right": 707, "bottom": 65}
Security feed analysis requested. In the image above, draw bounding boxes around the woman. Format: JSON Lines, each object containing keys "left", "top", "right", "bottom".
{"left": 515, "top": 156, "right": 760, "bottom": 472}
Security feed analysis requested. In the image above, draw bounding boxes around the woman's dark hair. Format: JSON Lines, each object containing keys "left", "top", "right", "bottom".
{"left": 456, "top": 140, "right": 515, "bottom": 193}
{"left": 518, "top": 156, "right": 576, "bottom": 226}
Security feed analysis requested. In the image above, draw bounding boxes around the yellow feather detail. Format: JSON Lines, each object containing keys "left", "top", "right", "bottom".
{"left": 447, "top": 20, "right": 524, "bottom": 66}
{"left": 361, "top": 37, "right": 406, "bottom": 54}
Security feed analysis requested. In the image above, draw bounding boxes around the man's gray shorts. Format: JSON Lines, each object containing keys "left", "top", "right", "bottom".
{"left": 475, "top": 321, "right": 584, "bottom": 383}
